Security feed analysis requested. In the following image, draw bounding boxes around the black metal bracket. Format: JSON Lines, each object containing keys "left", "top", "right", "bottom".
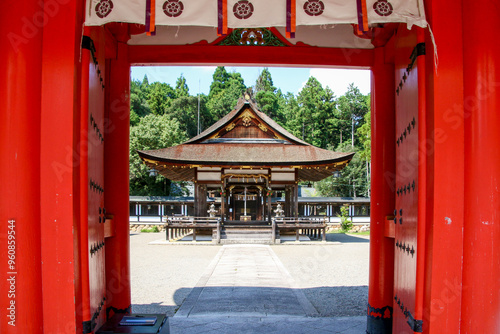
{"left": 407, "top": 42, "right": 426, "bottom": 74}
{"left": 106, "top": 305, "right": 131, "bottom": 320}
{"left": 398, "top": 42, "right": 426, "bottom": 95}
{"left": 81, "top": 35, "right": 105, "bottom": 90}
{"left": 82, "top": 320, "right": 92, "bottom": 334}
{"left": 407, "top": 311, "right": 424, "bottom": 332}
{"left": 394, "top": 294, "right": 423, "bottom": 332}
{"left": 82, "top": 36, "right": 96, "bottom": 55}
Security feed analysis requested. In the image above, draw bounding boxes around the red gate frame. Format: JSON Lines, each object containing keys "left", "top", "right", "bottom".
{"left": 1, "top": 1, "right": 499, "bottom": 333}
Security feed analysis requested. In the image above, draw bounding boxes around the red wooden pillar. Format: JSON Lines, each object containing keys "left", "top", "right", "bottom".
{"left": 39, "top": 1, "right": 86, "bottom": 332}
{"left": 0, "top": 1, "right": 44, "bottom": 333}
{"left": 104, "top": 38, "right": 132, "bottom": 315}
{"left": 461, "top": 1, "right": 500, "bottom": 332}
{"left": 367, "top": 46, "right": 395, "bottom": 333}
{"left": 421, "top": 1, "right": 465, "bottom": 332}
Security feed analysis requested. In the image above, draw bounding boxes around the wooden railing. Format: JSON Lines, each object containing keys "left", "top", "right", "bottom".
{"left": 273, "top": 216, "right": 327, "bottom": 242}
{"left": 163, "top": 215, "right": 327, "bottom": 243}
{"left": 164, "top": 216, "right": 220, "bottom": 242}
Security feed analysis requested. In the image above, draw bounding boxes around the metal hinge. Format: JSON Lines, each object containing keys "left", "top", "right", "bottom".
{"left": 82, "top": 320, "right": 92, "bottom": 334}
{"left": 407, "top": 311, "right": 424, "bottom": 332}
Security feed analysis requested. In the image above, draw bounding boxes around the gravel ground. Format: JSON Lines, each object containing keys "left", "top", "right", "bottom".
{"left": 130, "top": 232, "right": 222, "bottom": 316}
{"left": 130, "top": 232, "right": 369, "bottom": 317}
{"left": 272, "top": 233, "right": 369, "bottom": 316}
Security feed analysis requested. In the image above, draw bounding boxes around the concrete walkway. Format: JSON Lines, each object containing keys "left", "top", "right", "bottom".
{"left": 169, "top": 244, "right": 366, "bottom": 333}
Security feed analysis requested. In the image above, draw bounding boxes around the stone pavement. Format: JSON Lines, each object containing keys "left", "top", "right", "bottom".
{"left": 169, "top": 244, "right": 366, "bottom": 333}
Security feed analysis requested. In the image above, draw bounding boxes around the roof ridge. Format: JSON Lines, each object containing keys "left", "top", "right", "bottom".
{"left": 184, "top": 98, "right": 246, "bottom": 144}
{"left": 184, "top": 95, "right": 309, "bottom": 145}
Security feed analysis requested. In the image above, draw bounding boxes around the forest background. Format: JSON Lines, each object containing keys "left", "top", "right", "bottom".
{"left": 129, "top": 66, "right": 371, "bottom": 198}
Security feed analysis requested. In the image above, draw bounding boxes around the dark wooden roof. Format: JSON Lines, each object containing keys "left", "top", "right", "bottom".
{"left": 138, "top": 96, "right": 354, "bottom": 181}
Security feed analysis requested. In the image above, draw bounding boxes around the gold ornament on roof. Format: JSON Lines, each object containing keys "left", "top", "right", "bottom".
{"left": 226, "top": 122, "right": 236, "bottom": 132}
{"left": 239, "top": 110, "right": 254, "bottom": 127}
{"left": 258, "top": 123, "right": 268, "bottom": 132}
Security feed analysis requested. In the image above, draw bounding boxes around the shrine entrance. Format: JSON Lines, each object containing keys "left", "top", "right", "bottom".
{"left": 1, "top": 1, "right": 500, "bottom": 333}
{"left": 230, "top": 186, "right": 262, "bottom": 222}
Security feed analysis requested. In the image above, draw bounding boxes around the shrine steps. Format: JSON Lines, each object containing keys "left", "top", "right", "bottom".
{"left": 215, "top": 226, "right": 280, "bottom": 244}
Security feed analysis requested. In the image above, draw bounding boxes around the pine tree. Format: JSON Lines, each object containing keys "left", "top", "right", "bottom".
{"left": 175, "top": 74, "right": 189, "bottom": 98}
{"left": 254, "top": 68, "right": 283, "bottom": 123}
{"left": 296, "top": 76, "right": 337, "bottom": 148}
{"left": 208, "top": 66, "right": 231, "bottom": 99}
{"left": 207, "top": 68, "right": 246, "bottom": 120}
{"left": 147, "top": 82, "right": 176, "bottom": 115}
{"left": 336, "top": 84, "right": 370, "bottom": 147}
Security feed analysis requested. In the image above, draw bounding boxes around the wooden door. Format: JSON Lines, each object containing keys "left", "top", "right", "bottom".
{"left": 83, "top": 35, "right": 107, "bottom": 333}
{"left": 393, "top": 29, "right": 425, "bottom": 333}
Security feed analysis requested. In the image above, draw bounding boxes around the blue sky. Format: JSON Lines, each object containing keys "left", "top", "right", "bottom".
{"left": 131, "top": 66, "right": 371, "bottom": 97}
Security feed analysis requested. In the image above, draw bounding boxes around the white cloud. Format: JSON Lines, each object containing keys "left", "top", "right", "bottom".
{"left": 309, "top": 68, "right": 371, "bottom": 96}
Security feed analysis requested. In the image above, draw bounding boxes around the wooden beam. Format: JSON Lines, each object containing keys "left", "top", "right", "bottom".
{"left": 129, "top": 44, "right": 373, "bottom": 68}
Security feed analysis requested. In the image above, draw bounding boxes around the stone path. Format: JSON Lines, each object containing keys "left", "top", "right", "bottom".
{"left": 169, "top": 244, "right": 366, "bottom": 333}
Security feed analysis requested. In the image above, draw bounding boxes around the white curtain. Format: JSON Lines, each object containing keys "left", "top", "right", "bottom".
{"left": 85, "top": 0, "right": 426, "bottom": 28}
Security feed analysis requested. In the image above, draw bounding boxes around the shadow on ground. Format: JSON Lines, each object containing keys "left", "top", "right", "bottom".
{"left": 133, "top": 285, "right": 368, "bottom": 318}
{"left": 325, "top": 233, "right": 370, "bottom": 243}
{"left": 132, "top": 302, "right": 179, "bottom": 316}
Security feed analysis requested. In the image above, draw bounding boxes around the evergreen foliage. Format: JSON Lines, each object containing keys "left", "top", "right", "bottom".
{"left": 129, "top": 67, "right": 371, "bottom": 197}
{"left": 254, "top": 68, "right": 283, "bottom": 124}
{"left": 315, "top": 142, "right": 370, "bottom": 198}
{"left": 175, "top": 74, "right": 189, "bottom": 97}
{"left": 129, "top": 114, "right": 187, "bottom": 196}
{"left": 207, "top": 67, "right": 246, "bottom": 120}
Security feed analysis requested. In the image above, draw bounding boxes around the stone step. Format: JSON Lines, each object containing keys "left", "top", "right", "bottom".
{"left": 218, "top": 239, "right": 280, "bottom": 245}
{"left": 213, "top": 227, "right": 279, "bottom": 244}
{"left": 222, "top": 230, "right": 272, "bottom": 234}
{"left": 220, "top": 234, "right": 271, "bottom": 239}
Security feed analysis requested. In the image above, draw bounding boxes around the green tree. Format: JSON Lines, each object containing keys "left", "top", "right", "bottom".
{"left": 147, "top": 82, "right": 176, "bottom": 115}
{"left": 336, "top": 84, "right": 370, "bottom": 147}
{"left": 294, "top": 77, "right": 338, "bottom": 149}
{"left": 130, "top": 76, "right": 151, "bottom": 125}
{"left": 357, "top": 109, "right": 371, "bottom": 161}
{"left": 315, "top": 142, "right": 369, "bottom": 197}
{"left": 166, "top": 95, "right": 213, "bottom": 138}
{"left": 175, "top": 74, "right": 189, "bottom": 98}
{"left": 254, "top": 68, "right": 283, "bottom": 123}
{"left": 129, "top": 114, "right": 187, "bottom": 195}
{"left": 281, "top": 92, "right": 299, "bottom": 131}
{"left": 208, "top": 66, "right": 231, "bottom": 98}
{"left": 207, "top": 68, "right": 246, "bottom": 120}
{"left": 356, "top": 109, "right": 371, "bottom": 196}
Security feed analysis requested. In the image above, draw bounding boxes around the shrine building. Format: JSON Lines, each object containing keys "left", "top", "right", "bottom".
{"left": 2, "top": 0, "right": 500, "bottom": 333}
{"left": 138, "top": 94, "right": 354, "bottom": 224}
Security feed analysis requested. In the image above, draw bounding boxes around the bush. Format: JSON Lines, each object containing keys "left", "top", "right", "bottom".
{"left": 140, "top": 225, "right": 160, "bottom": 233}
{"left": 338, "top": 205, "right": 353, "bottom": 232}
